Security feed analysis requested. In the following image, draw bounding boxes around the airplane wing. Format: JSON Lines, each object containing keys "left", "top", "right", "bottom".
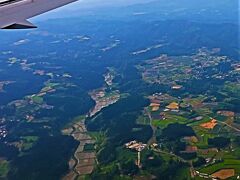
{"left": 0, "top": 0, "right": 78, "bottom": 29}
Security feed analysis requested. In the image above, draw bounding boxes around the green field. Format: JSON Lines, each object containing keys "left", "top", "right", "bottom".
{"left": 0, "top": 160, "right": 9, "bottom": 178}
{"left": 32, "top": 95, "right": 44, "bottom": 104}
{"left": 20, "top": 136, "right": 39, "bottom": 151}
{"left": 199, "top": 159, "right": 240, "bottom": 174}
{"left": 88, "top": 131, "right": 107, "bottom": 152}
{"left": 152, "top": 114, "right": 189, "bottom": 129}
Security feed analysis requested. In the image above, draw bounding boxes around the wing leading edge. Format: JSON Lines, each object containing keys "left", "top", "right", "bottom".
{"left": 0, "top": 0, "right": 78, "bottom": 29}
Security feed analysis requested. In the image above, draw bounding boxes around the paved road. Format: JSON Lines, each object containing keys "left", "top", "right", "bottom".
{"left": 145, "top": 108, "right": 157, "bottom": 145}
{"left": 217, "top": 120, "right": 240, "bottom": 132}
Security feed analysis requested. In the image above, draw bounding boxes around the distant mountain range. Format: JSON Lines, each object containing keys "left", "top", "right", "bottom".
{"left": 73, "top": 0, "right": 155, "bottom": 8}
{"left": 33, "top": 0, "right": 238, "bottom": 24}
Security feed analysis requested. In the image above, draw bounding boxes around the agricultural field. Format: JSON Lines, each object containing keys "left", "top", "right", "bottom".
{"left": 0, "top": 160, "right": 9, "bottom": 178}
{"left": 0, "top": 1, "right": 238, "bottom": 178}
{"left": 134, "top": 48, "right": 240, "bottom": 179}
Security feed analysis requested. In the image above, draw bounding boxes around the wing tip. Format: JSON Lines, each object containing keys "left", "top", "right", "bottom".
{"left": 1, "top": 20, "right": 37, "bottom": 29}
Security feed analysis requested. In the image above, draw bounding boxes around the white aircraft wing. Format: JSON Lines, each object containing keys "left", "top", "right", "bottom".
{"left": 0, "top": 0, "right": 77, "bottom": 29}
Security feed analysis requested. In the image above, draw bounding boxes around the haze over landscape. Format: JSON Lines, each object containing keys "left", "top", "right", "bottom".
{"left": 0, "top": 0, "right": 239, "bottom": 180}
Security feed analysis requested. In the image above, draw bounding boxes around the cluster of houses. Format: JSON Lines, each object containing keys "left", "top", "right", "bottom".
{"left": 125, "top": 140, "right": 147, "bottom": 152}
{"left": 0, "top": 118, "right": 7, "bottom": 139}
{"left": 89, "top": 89, "right": 120, "bottom": 117}
{"left": 104, "top": 72, "right": 114, "bottom": 86}
{"left": 25, "top": 115, "right": 34, "bottom": 121}
{"left": 149, "top": 93, "right": 180, "bottom": 113}
{"left": 125, "top": 140, "right": 148, "bottom": 168}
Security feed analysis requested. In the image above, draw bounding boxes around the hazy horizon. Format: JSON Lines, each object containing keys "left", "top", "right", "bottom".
{"left": 32, "top": 0, "right": 156, "bottom": 21}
